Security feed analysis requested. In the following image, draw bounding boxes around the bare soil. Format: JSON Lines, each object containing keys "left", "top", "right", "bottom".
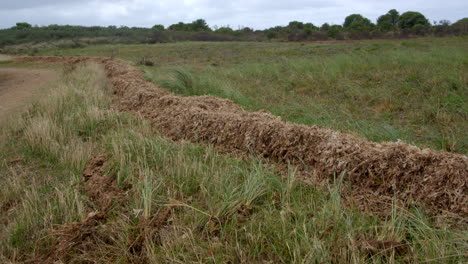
{"left": 17, "top": 55, "right": 468, "bottom": 220}
{"left": 0, "top": 67, "right": 57, "bottom": 122}
{"left": 0, "top": 54, "right": 13, "bottom": 61}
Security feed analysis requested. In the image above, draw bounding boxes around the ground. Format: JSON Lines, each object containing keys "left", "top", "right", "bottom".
{"left": 0, "top": 55, "right": 12, "bottom": 61}
{"left": 0, "top": 67, "right": 57, "bottom": 122}
{"left": 0, "top": 39, "right": 466, "bottom": 263}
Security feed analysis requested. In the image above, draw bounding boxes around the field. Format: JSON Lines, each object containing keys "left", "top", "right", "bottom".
{"left": 0, "top": 38, "right": 467, "bottom": 263}
{"left": 42, "top": 37, "right": 468, "bottom": 154}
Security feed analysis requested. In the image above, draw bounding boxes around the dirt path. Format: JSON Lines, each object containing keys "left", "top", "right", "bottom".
{"left": 0, "top": 68, "right": 57, "bottom": 122}
{"left": 0, "top": 54, "right": 14, "bottom": 61}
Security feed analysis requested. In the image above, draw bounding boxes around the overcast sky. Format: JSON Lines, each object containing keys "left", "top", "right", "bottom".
{"left": 0, "top": 0, "right": 466, "bottom": 29}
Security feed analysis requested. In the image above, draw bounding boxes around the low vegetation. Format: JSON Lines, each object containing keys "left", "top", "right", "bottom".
{"left": 45, "top": 37, "right": 466, "bottom": 153}
{"left": 150, "top": 38, "right": 468, "bottom": 153}
{"left": 1, "top": 9, "right": 467, "bottom": 53}
{"left": 1, "top": 61, "right": 466, "bottom": 263}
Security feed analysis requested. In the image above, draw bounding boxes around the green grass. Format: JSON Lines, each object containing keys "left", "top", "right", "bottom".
{"left": 39, "top": 37, "right": 468, "bottom": 153}
{"left": 1, "top": 60, "right": 466, "bottom": 263}
{"left": 147, "top": 38, "right": 467, "bottom": 153}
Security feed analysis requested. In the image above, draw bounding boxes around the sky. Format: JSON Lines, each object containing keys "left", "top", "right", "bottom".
{"left": 0, "top": 0, "right": 466, "bottom": 30}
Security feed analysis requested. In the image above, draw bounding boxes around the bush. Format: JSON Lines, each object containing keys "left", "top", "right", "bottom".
{"left": 411, "top": 24, "right": 427, "bottom": 35}
{"left": 398, "top": 12, "right": 430, "bottom": 29}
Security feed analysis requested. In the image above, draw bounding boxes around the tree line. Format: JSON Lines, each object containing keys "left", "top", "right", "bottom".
{"left": 1, "top": 9, "right": 467, "bottom": 50}
{"left": 265, "top": 10, "right": 467, "bottom": 41}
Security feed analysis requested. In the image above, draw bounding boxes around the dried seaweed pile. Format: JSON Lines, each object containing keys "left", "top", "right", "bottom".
{"left": 20, "top": 56, "right": 468, "bottom": 218}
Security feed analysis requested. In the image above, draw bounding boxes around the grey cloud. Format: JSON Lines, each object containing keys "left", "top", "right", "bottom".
{"left": 0, "top": 0, "right": 126, "bottom": 10}
{"left": 1, "top": 0, "right": 66, "bottom": 10}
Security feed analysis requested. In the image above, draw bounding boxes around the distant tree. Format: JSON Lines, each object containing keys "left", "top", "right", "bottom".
{"left": 412, "top": 24, "right": 427, "bottom": 34}
{"left": 241, "top": 27, "right": 254, "bottom": 33}
{"left": 303, "top": 28, "right": 312, "bottom": 35}
{"left": 147, "top": 30, "right": 169, "bottom": 43}
{"left": 451, "top": 17, "right": 468, "bottom": 34}
{"left": 438, "top": 20, "right": 451, "bottom": 26}
{"left": 288, "top": 21, "right": 304, "bottom": 30}
{"left": 47, "top": 24, "right": 61, "bottom": 30}
{"left": 327, "top": 25, "right": 343, "bottom": 38}
{"left": 89, "top": 26, "right": 101, "bottom": 32}
{"left": 215, "top": 26, "right": 234, "bottom": 34}
{"left": 191, "top": 19, "right": 211, "bottom": 31}
{"left": 387, "top": 9, "right": 400, "bottom": 25}
{"left": 398, "top": 11, "right": 430, "bottom": 29}
{"left": 152, "top": 24, "right": 165, "bottom": 30}
{"left": 344, "top": 14, "right": 366, "bottom": 28}
{"left": 12, "top": 22, "right": 32, "bottom": 30}
{"left": 169, "top": 22, "right": 188, "bottom": 31}
{"left": 304, "top": 23, "right": 318, "bottom": 31}
{"left": 377, "top": 9, "right": 400, "bottom": 31}
{"left": 320, "top": 23, "right": 330, "bottom": 32}
{"left": 452, "top": 17, "right": 468, "bottom": 27}
{"left": 343, "top": 14, "right": 374, "bottom": 32}
{"left": 431, "top": 19, "right": 452, "bottom": 36}
{"left": 377, "top": 20, "right": 393, "bottom": 32}
{"left": 266, "top": 30, "right": 277, "bottom": 40}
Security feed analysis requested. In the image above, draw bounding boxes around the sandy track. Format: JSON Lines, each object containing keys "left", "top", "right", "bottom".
{"left": 0, "top": 67, "right": 57, "bottom": 122}
{"left": 0, "top": 54, "right": 13, "bottom": 61}
{"left": 17, "top": 55, "right": 468, "bottom": 219}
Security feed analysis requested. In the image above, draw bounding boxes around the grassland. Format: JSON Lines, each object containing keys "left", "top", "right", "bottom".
{"left": 0, "top": 57, "right": 466, "bottom": 263}
{"left": 42, "top": 37, "right": 468, "bottom": 154}
{"left": 0, "top": 38, "right": 466, "bottom": 262}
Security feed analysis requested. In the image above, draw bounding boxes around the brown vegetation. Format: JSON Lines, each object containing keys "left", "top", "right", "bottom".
{"left": 38, "top": 154, "right": 125, "bottom": 263}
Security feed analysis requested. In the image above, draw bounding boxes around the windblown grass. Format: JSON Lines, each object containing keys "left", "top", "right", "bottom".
{"left": 40, "top": 37, "right": 468, "bottom": 153}
{"left": 0, "top": 62, "right": 466, "bottom": 263}
{"left": 146, "top": 38, "right": 467, "bottom": 153}
{"left": 0, "top": 63, "right": 116, "bottom": 260}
